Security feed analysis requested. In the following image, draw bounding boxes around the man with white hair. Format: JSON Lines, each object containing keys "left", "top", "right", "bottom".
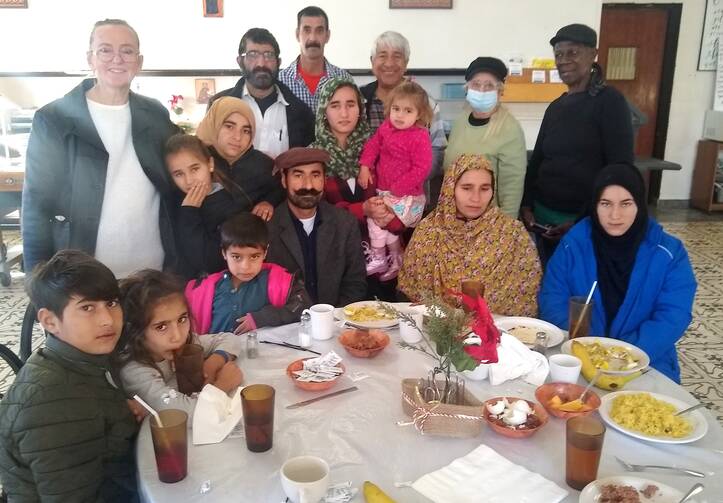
{"left": 360, "top": 31, "right": 447, "bottom": 206}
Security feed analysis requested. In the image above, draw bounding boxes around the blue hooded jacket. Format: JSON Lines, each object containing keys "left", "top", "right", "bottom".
{"left": 539, "top": 217, "right": 696, "bottom": 382}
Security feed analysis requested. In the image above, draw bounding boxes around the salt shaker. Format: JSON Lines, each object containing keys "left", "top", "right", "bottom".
{"left": 246, "top": 331, "right": 259, "bottom": 359}
{"left": 532, "top": 331, "right": 548, "bottom": 355}
{"left": 298, "top": 311, "right": 312, "bottom": 348}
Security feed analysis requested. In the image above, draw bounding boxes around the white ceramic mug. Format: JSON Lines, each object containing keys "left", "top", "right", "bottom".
{"left": 302, "top": 304, "right": 334, "bottom": 340}
{"left": 399, "top": 306, "right": 424, "bottom": 344}
{"left": 281, "top": 456, "right": 330, "bottom": 503}
{"left": 548, "top": 354, "right": 582, "bottom": 383}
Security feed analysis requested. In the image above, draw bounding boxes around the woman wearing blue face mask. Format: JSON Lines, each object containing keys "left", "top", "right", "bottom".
{"left": 443, "top": 57, "right": 527, "bottom": 218}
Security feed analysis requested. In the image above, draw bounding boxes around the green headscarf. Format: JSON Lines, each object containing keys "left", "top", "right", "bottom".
{"left": 311, "top": 77, "right": 372, "bottom": 179}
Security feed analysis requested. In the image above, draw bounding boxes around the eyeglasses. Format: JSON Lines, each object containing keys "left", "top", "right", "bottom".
{"left": 93, "top": 46, "right": 140, "bottom": 63}
{"left": 241, "top": 50, "right": 277, "bottom": 62}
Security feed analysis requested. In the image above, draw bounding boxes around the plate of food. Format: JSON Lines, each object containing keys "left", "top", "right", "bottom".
{"left": 599, "top": 391, "right": 708, "bottom": 444}
{"left": 494, "top": 316, "right": 565, "bottom": 348}
{"left": 482, "top": 397, "right": 549, "bottom": 438}
{"left": 560, "top": 336, "right": 650, "bottom": 374}
{"left": 580, "top": 476, "right": 686, "bottom": 503}
{"left": 334, "top": 301, "right": 398, "bottom": 329}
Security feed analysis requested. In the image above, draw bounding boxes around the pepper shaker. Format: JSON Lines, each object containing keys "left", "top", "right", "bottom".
{"left": 246, "top": 331, "right": 259, "bottom": 359}
{"left": 298, "top": 311, "right": 312, "bottom": 348}
{"left": 532, "top": 331, "right": 548, "bottom": 355}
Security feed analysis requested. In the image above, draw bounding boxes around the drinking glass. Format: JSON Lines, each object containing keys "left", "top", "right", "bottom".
{"left": 174, "top": 343, "right": 204, "bottom": 394}
{"left": 568, "top": 296, "right": 592, "bottom": 339}
{"left": 150, "top": 409, "right": 188, "bottom": 483}
{"left": 241, "top": 384, "right": 275, "bottom": 452}
{"left": 566, "top": 416, "right": 605, "bottom": 490}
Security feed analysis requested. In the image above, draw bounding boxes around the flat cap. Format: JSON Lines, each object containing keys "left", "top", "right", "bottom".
{"left": 275, "top": 147, "right": 330, "bottom": 172}
{"left": 549, "top": 23, "right": 597, "bottom": 47}
{"left": 465, "top": 57, "right": 508, "bottom": 83}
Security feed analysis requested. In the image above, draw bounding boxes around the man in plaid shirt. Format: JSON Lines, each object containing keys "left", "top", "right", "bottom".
{"left": 279, "top": 6, "right": 352, "bottom": 113}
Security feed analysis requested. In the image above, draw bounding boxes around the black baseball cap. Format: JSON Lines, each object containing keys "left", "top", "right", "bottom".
{"left": 549, "top": 23, "right": 597, "bottom": 47}
{"left": 465, "top": 57, "right": 508, "bottom": 83}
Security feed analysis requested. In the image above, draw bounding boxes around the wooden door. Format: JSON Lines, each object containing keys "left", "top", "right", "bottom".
{"left": 598, "top": 5, "right": 668, "bottom": 157}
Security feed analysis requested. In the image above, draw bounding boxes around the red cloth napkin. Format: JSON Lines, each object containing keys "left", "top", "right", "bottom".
{"left": 461, "top": 293, "right": 500, "bottom": 364}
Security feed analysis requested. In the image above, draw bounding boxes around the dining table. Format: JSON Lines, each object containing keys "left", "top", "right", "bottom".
{"left": 136, "top": 317, "right": 723, "bottom": 502}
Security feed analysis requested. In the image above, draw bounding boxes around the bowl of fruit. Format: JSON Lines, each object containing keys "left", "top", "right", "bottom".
{"left": 535, "top": 382, "right": 601, "bottom": 419}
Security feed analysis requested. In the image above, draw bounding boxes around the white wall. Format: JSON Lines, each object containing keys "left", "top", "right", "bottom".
{"left": 0, "top": 0, "right": 600, "bottom": 71}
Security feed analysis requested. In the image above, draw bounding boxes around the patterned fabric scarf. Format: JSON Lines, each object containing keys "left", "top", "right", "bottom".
{"left": 397, "top": 154, "right": 542, "bottom": 317}
{"left": 311, "top": 77, "right": 372, "bottom": 179}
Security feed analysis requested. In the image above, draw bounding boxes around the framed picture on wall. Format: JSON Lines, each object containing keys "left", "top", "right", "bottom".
{"left": 195, "top": 79, "right": 216, "bottom": 104}
{"left": 203, "top": 0, "right": 223, "bottom": 17}
{"left": 0, "top": 0, "right": 28, "bottom": 7}
{"left": 389, "top": 0, "right": 452, "bottom": 8}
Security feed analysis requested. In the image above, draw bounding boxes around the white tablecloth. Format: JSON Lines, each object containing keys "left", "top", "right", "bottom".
{"left": 137, "top": 322, "right": 723, "bottom": 502}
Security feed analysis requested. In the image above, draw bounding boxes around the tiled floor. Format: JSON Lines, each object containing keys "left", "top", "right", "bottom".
{"left": 1, "top": 210, "right": 722, "bottom": 424}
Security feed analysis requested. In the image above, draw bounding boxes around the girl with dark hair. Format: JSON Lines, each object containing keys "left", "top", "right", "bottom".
{"left": 539, "top": 164, "right": 697, "bottom": 382}
{"left": 118, "top": 269, "right": 243, "bottom": 418}
{"left": 521, "top": 24, "right": 635, "bottom": 263}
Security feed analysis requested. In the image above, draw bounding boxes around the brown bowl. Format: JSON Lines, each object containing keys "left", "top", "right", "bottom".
{"left": 535, "top": 382, "right": 601, "bottom": 419}
{"left": 482, "top": 397, "right": 549, "bottom": 438}
{"left": 286, "top": 358, "right": 345, "bottom": 392}
{"left": 338, "top": 329, "right": 390, "bottom": 358}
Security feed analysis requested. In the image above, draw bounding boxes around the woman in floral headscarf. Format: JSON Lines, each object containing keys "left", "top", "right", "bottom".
{"left": 398, "top": 154, "right": 541, "bottom": 316}
{"left": 196, "top": 96, "right": 282, "bottom": 221}
{"left": 313, "top": 77, "right": 405, "bottom": 300}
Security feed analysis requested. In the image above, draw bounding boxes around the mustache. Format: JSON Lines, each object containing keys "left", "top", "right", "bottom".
{"left": 294, "top": 189, "right": 321, "bottom": 197}
{"left": 305, "top": 42, "right": 321, "bottom": 49}
{"left": 252, "top": 67, "right": 272, "bottom": 75}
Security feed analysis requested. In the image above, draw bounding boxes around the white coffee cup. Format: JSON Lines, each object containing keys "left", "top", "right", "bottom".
{"left": 302, "top": 304, "right": 334, "bottom": 340}
{"left": 399, "top": 306, "right": 424, "bottom": 344}
{"left": 548, "top": 354, "right": 582, "bottom": 383}
{"left": 281, "top": 456, "right": 330, "bottom": 503}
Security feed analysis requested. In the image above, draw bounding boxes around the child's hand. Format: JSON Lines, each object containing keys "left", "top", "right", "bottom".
{"left": 357, "top": 165, "right": 373, "bottom": 189}
{"left": 126, "top": 399, "right": 149, "bottom": 423}
{"left": 214, "top": 362, "right": 243, "bottom": 393}
{"left": 202, "top": 353, "right": 227, "bottom": 385}
{"left": 234, "top": 315, "right": 254, "bottom": 335}
{"left": 181, "top": 182, "right": 211, "bottom": 208}
{"left": 251, "top": 201, "right": 274, "bottom": 221}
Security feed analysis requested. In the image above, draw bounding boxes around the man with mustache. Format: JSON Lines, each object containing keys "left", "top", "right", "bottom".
{"left": 209, "top": 28, "right": 314, "bottom": 158}
{"left": 279, "top": 6, "right": 352, "bottom": 112}
{"left": 266, "top": 148, "right": 367, "bottom": 306}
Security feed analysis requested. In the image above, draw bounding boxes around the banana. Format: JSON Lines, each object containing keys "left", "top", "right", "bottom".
{"left": 571, "top": 341, "right": 641, "bottom": 391}
{"left": 363, "top": 481, "right": 397, "bottom": 503}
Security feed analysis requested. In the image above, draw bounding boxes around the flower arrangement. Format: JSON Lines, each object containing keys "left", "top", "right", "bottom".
{"left": 383, "top": 292, "right": 500, "bottom": 404}
{"left": 168, "top": 94, "right": 184, "bottom": 115}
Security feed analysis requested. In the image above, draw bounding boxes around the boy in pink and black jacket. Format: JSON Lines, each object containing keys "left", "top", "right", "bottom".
{"left": 185, "top": 213, "right": 311, "bottom": 334}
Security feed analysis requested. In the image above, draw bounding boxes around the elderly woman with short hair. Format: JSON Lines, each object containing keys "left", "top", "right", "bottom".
{"left": 360, "top": 31, "right": 447, "bottom": 206}
{"left": 444, "top": 57, "right": 527, "bottom": 218}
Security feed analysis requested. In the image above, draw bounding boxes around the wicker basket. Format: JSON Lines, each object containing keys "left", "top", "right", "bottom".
{"left": 400, "top": 378, "right": 485, "bottom": 438}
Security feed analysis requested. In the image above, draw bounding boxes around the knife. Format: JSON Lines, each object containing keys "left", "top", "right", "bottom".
{"left": 285, "top": 386, "right": 359, "bottom": 409}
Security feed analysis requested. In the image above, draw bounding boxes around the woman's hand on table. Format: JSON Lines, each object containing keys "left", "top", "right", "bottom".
{"left": 181, "top": 182, "right": 211, "bottom": 208}
{"left": 251, "top": 201, "right": 274, "bottom": 221}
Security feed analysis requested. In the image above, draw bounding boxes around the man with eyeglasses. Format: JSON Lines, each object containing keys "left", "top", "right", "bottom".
{"left": 209, "top": 28, "right": 314, "bottom": 159}
{"left": 22, "top": 18, "right": 180, "bottom": 278}
{"left": 278, "top": 5, "right": 352, "bottom": 113}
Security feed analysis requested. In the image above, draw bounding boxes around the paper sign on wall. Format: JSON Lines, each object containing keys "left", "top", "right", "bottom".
{"left": 531, "top": 70, "right": 546, "bottom": 83}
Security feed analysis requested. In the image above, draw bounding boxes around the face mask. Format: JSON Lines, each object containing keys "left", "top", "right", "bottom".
{"left": 466, "top": 88, "right": 498, "bottom": 113}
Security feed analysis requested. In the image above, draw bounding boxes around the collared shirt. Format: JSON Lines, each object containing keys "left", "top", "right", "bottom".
{"left": 288, "top": 207, "right": 322, "bottom": 303}
{"left": 279, "top": 57, "right": 352, "bottom": 113}
{"left": 367, "top": 96, "right": 386, "bottom": 131}
{"left": 242, "top": 84, "right": 289, "bottom": 158}
{"left": 211, "top": 270, "right": 270, "bottom": 333}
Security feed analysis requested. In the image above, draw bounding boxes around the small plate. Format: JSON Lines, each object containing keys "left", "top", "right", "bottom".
{"left": 599, "top": 391, "right": 708, "bottom": 444}
{"left": 580, "top": 476, "right": 685, "bottom": 503}
{"left": 495, "top": 316, "right": 565, "bottom": 348}
{"left": 560, "top": 336, "right": 650, "bottom": 375}
{"left": 333, "top": 301, "right": 398, "bottom": 329}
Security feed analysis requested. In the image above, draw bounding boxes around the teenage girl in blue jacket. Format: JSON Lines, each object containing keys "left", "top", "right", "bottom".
{"left": 539, "top": 164, "right": 696, "bottom": 382}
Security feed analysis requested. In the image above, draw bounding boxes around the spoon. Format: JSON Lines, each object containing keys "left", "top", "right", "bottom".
{"left": 677, "top": 482, "right": 704, "bottom": 503}
{"left": 675, "top": 403, "right": 706, "bottom": 416}
{"left": 559, "top": 370, "right": 600, "bottom": 410}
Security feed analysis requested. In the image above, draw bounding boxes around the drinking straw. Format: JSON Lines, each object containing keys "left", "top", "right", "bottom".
{"left": 133, "top": 394, "right": 164, "bottom": 427}
{"left": 570, "top": 281, "right": 597, "bottom": 339}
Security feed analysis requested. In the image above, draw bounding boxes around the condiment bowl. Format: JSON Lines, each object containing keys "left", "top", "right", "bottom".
{"left": 535, "top": 382, "right": 601, "bottom": 419}
{"left": 482, "top": 396, "right": 549, "bottom": 438}
{"left": 338, "top": 329, "right": 390, "bottom": 358}
{"left": 286, "top": 358, "right": 345, "bottom": 392}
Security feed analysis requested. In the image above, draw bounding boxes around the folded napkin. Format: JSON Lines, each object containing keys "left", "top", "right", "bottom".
{"left": 412, "top": 444, "right": 568, "bottom": 503}
{"left": 192, "top": 384, "right": 242, "bottom": 445}
{"left": 488, "top": 333, "right": 549, "bottom": 386}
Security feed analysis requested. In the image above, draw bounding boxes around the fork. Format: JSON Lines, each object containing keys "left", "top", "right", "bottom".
{"left": 615, "top": 456, "right": 705, "bottom": 478}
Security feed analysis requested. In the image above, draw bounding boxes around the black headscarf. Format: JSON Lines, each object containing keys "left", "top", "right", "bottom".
{"left": 590, "top": 164, "right": 649, "bottom": 330}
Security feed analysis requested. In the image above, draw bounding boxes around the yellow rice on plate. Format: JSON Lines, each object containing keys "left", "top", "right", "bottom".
{"left": 610, "top": 393, "right": 693, "bottom": 438}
